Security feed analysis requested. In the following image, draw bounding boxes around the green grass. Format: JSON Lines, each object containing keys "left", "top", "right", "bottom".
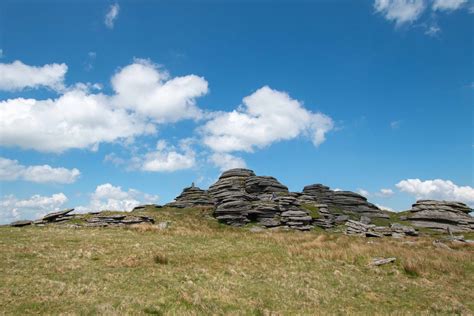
{"left": 0, "top": 207, "right": 473, "bottom": 315}
{"left": 301, "top": 204, "right": 320, "bottom": 219}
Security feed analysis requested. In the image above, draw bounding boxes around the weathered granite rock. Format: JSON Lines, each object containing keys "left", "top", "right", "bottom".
{"left": 132, "top": 204, "right": 162, "bottom": 211}
{"left": 301, "top": 184, "right": 388, "bottom": 219}
{"left": 86, "top": 214, "right": 155, "bottom": 227}
{"left": 345, "top": 220, "right": 418, "bottom": 238}
{"left": 42, "top": 209, "right": 74, "bottom": 221}
{"left": 10, "top": 220, "right": 32, "bottom": 227}
{"left": 408, "top": 200, "right": 474, "bottom": 232}
{"left": 209, "top": 168, "right": 313, "bottom": 230}
{"left": 165, "top": 185, "right": 214, "bottom": 208}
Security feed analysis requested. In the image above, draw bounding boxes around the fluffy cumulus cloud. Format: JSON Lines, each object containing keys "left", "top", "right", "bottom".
{"left": 432, "top": 0, "right": 467, "bottom": 11}
{"left": 105, "top": 3, "right": 120, "bottom": 29}
{"left": 396, "top": 179, "right": 474, "bottom": 206}
{"left": 0, "top": 157, "right": 80, "bottom": 183}
{"left": 210, "top": 153, "right": 247, "bottom": 171}
{"left": 0, "top": 60, "right": 67, "bottom": 91}
{"left": 0, "top": 59, "right": 208, "bottom": 152}
{"left": 0, "top": 88, "right": 154, "bottom": 152}
{"left": 77, "top": 183, "right": 159, "bottom": 212}
{"left": 0, "top": 193, "right": 68, "bottom": 224}
{"left": 374, "top": 0, "right": 426, "bottom": 26}
{"left": 133, "top": 140, "right": 196, "bottom": 172}
{"left": 202, "top": 86, "right": 334, "bottom": 153}
{"left": 111, "top": 59, "right": 208, "bottom": 122}
{"left": 357, "top": 189, "right": 370, "bottom": 197}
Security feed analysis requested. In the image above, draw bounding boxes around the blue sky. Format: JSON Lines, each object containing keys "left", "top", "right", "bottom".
{"left": 0, "top": 0, "right": 473, "bottom": 223}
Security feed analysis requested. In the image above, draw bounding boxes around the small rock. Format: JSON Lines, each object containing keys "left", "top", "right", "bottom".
{"left": 369, "top": 257, "right": 396, "bottom": 266}
{"left": 249, "top": 226, "right": 265, "bottom": 233}
{"left": 10, "top": 220, "right": 32, "bottom": 227}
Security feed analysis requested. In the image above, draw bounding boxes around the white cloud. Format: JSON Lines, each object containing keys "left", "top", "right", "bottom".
{"left": 77, "top": 183, "right": 158, "bottom": 212}
{"left": 0, "top": 88, "right": 155, "bottom": 152}
{"left": 134, "top": 140, "right": 196, "bottom": 172}
{"left": 357, "top": 189, "right": 370, "bottom": 197}
{"left": 0, "top": 193, "right": 68, "bottom": 224}
{"left": 432, "top": 0, "right": 467, "bottom": 11}
{"left": 390, "top": 120, "right": 402, "bottom": 129}
{"left": 374, "top": 0, "right": 426, "bottom": 26}
{"left": 201, "top": 86, "right": 334, "bottom": 153}
{"left": 0, "top": 60, "right": 67, "bottom": 91}
{"left": 378, "top": 188, "right": 395, "bottom": 197}
{"left": 0, "top": 59, "right": 209, "bottom": 153}
{"left": 396, "top": 179, "right": 474, "bottom": 206}
{"left": 0, "top": 157, "right": 80, "bottom": 183}
{"left": 111, "top": 59, "right": 208, "bottom": 122}
{"left": 105, "top": 3, "right": 120, "bottom": 29}
{"left": 84, "top": 51, "right": 96, "bottom": 71}
{"left": 376, "top": 204, "right": 396, "bottom": 212}
{"left": 425, "top": 24, "right": 441, "bottom": 36}
{"left": 210, "top": 153, "right": 247, "bottom": 171}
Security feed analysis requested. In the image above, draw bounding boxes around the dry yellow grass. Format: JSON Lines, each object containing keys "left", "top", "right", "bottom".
{"left": 0, "top": 207, "right": 473, "bottom": 315}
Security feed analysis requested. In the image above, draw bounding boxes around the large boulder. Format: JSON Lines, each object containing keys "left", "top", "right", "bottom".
{"left": 165, "top": 186, "right": 214, "bottom": 208}
{"left": 408, "top": 200, "right": 474, "bottom": 232}
{"left": 300, "top": 184, "right": 388, "bottom": 219}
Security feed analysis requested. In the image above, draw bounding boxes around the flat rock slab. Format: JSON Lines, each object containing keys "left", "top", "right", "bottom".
{"left": 43, "top": 209, "right": 74, "bottom": 221}
{"left": 370, "top": 257, "right": 396, "bottom": 266}
{"left": 10, "top": 220, "right": 32, "bottom": 227}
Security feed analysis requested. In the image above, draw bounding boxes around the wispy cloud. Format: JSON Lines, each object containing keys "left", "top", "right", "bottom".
{"left": 105, "top": 3, "right": 120, "bottom": 29}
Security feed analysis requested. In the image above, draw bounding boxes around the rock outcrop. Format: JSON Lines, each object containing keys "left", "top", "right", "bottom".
{"left": 209, "top": 169, "right": 313, "bottom": 230}
{"left": 408, "top": 200, "right": 474, "bottom": 232}
{"left": 345, "top": 220, "right": 418, "bottom": 238}
{"left": 165, "top": 185, "right": 214, "bottom": 208}
{"left": 299, "top": 184, "right": 388, "bottom": 219}
{"left": 85, "top": 214, "right": 155, "bottom": 227}
{"left": 9, "top": 209, "right": 155, "bottom": 228}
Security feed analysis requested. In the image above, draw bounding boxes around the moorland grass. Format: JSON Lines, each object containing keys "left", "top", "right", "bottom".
{"left": 0, "top": 207, "right": 473, "bottom": 315}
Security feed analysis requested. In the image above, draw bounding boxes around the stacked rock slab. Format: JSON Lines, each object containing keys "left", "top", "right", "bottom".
{"left": 209, "top": 169, "right": 313, "bottom": 230}
{"left": 408, "top": 200, "right": 474, "bottom": 232}
{"left": 165, "top": 186, "right": 214, "bottom": 208}
{"left": 301, "top": 184, "right": 388, "bottom": 219}
{"left": 345, "top": 220, "right": 418, "bottom": 238}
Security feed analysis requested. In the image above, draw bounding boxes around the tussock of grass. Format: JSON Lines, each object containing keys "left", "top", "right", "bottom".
{"left": 0, "top": 207, "right": 473, "bottom": 314}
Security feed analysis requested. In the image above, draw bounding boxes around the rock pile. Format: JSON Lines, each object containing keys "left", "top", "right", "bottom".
{"left": 408, "top": 200, "right": 474, "bottom": 232}
{"left": 85, "top": 214, "right": 155, "bottom": 227}
{"left": 208, "top": 169, "right": 313, "bottom": 230}
{"left": 165, "top": 185, "right": 214, "bottom": 208}
{"left": 345, "top": 220, "right": 418, "bottom": 238}
{"left": 301, "top": 184, "right": 388, "bottom": 219}
{"left": 10, "top": 209, "right": 77, "bottom": 227}
{"left": 9, "top": 209, "right": 155, "bottom": 228}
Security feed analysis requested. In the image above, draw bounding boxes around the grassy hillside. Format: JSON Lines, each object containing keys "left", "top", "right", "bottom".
{"left": 1, "top": 207, "right": 473, "bottom": 315}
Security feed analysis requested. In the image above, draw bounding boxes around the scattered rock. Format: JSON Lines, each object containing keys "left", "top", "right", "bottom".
{"left": 10, "top": 220, "right": 32, "bottom": 227}
{"left": 132, "top": 204, "right": 162, "bottom": 211}
{"left": 345, "top": 220, "right": 418, "bottom": 238}
{"left": 408, "top": 200, "right": 474, "bottom": 232}
{"left": 42, "top": 209, "right": 74, "bottom": 221}
{"left": 86, "top": 214, "right": 155, "bottom": 227}
{"left": 369, "top": 257, "right": 396, "bottom": 266}
{"left": 157, "top": 221, "right": 171, "bottom": 229}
